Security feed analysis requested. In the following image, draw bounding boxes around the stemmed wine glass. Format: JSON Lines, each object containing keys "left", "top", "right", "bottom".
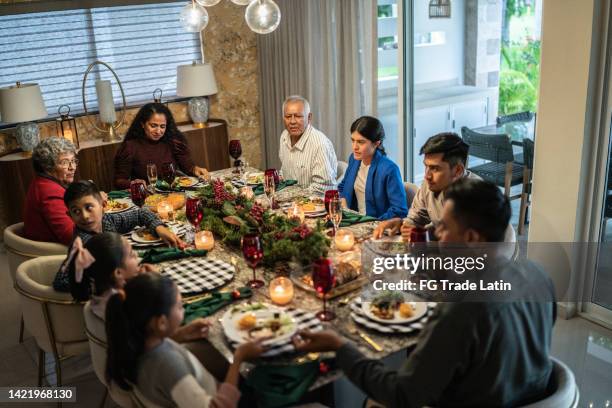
{"left": 186, "top": 197, "right": 203, "bottom": 232}
{"left": 146, "top": 163, "right": 158, "bottom": 191}
{"left": 312, "top": 258, "right": 336, "bottom": 321}
{"left": 161, "top": 162, "right": 176, "bottom": 184}
{"left": 328, "top": 197, "right": 342, "bottom": 237}
{"left": 130, "top": 181, "right": 148, "bottom": 207}
{"left": 264, "top": 174, "right": 276, "bottom": 209}
{"left": 242, "top": 234, "right": 264, "bottom": 288}
{"left": 229, "top": 140, "right": 242, "bottom": 173}
{"left": 324, "top": 189, "right": 340, "bottom": 235}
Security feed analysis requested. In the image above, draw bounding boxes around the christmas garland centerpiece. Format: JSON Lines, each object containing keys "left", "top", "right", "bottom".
{"left": 196, "top": 179, "right": 330, "bottom": 267}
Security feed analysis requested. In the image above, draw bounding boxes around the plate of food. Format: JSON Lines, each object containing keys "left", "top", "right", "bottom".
{"left": 176, "top": 176, "right": 199, "bottom": 188}
{"left": 130, "top": 228, "right": 162, "bottom": 244}
{"left": 246, "top": 172, "right": 264, "bottom": 186}
{"left": 362, "top": 291, "right": 427, "bottom": 324}
{"left": 221, "top": 303, "right": 297, "bottom": 346}
{"left": 297, "top": 196, "right": 326, "bottom": 214}
{"left": 104, "top": 198, "right": 134, "bottom": 214}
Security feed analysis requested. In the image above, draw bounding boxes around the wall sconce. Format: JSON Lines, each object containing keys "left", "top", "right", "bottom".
{"left": 55, "top": 105, "right": 79, "bottom": 149}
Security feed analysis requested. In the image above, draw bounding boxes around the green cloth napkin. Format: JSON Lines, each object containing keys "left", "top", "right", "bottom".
{"left": 182, "top": 287, "right": 252, "bottom": 323}
{"left": 253, "top": 179, "right": 298, "bottom": 195}
{"left": 155, "top": 179, "right": 181, "bottom": 192}
{"left": 326, "top": 209, "right": 378, "bottom": 228}
{"left": 139, "top": 247, "right": 207, "bottom": 264}
{"left": 245, "top": 361, "right": 319, "bottom": 408}
{"left": 107, "top": 190, "right": 130, "bottom": 199}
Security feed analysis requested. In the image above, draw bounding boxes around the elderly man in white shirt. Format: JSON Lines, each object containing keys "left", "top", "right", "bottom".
{"left": 278, "top": 95, "right": 337, "bottom": 194}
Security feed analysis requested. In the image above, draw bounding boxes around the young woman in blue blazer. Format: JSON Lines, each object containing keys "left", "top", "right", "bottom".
{"left": 338, "top": 116, "right": 408, "bottom": 220}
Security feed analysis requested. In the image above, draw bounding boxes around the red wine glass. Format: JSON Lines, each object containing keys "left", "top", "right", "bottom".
{"left": 161, "top": 162, "right": 176, "bottom": 184}
{"left": 229, "top": 140, "right": 243, "bottom": 168}
{"left": 186, "top": 197, "right": 203, "bottom": 231}
{"left": 130, "top": 181, "right": 148, "bottom": 207}
{"left": 264, "top": 168, "right": 280, "bottom": 185}
{"left": 242, "top": 234, "right": 264, "bottom": 288}
{"left": 312, "top": 258, "right": 336, "bottom": 321}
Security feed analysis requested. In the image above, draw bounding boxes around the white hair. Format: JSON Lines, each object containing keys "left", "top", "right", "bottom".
{"left": 282, "top": 95, "right": 311, "bottom": 116}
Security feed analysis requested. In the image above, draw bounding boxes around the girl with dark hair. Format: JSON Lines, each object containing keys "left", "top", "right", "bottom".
{"left": 113, "top": 103, "right": 209, "bottom": 189}
{"left": 338, "top": 116, "right": 408, "bottom": 220}
{"left": 106, "top": 274, "right": 265, "bottom": 407}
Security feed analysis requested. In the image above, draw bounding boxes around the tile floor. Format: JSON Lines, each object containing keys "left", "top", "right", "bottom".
{"left": 1, "top": 246, "right": 611, "bottom": 408}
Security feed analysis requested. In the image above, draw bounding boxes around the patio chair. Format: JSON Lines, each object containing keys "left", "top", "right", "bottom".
{"left": 518, "top": 139, "right": 535, "bottom": 235}
{"left": 461, "top": 127, "right": 524, "bottom": 199}
{"left": 496, "top": 111, "right": 534, "bottom": 125}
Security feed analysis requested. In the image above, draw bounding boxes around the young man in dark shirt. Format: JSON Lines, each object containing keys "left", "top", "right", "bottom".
{"left": 294, "top": 179, "right": 556, "bottom": 408}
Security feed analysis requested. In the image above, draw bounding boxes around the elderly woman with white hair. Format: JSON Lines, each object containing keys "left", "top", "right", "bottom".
{"left": 23, "top": 137, "right": 78, "bottom": 245}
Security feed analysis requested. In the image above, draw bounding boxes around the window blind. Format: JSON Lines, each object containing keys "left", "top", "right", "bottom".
{"left": 0, "top": 2, "right": 201, "bottom": 123}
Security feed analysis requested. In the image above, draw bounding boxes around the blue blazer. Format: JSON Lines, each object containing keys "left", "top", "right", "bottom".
{"left": 338, "top": 150, "right": 408, "bottom": 220}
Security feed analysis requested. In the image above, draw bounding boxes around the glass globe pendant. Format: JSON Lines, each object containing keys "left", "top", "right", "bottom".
{"left": 196, "top": 0, "right": 222, "bottom": 6}
{"left": 245, "top": 0, "right": 281, "bottom": 34}
{"left": 231, "top": 0, "right": 253, "bottom": 5}
{"left": 180, "top": 1, "right": 209, "bottom": 32}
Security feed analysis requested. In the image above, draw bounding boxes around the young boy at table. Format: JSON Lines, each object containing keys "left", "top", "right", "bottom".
{"left": 52, "top": 180, "right": 184, "bottom": 291}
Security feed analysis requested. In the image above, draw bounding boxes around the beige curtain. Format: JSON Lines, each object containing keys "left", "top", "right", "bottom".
{"left": 258, "top": 0, "right": 377, "bottom": 169}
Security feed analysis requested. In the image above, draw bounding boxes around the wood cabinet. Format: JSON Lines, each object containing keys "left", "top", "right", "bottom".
{"left": 0, "top": 120, "right": 229, "bottom": 227}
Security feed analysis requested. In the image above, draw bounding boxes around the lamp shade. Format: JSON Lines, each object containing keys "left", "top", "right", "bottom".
{"left": 177, "top": 62, "right": 218, "bottom": 97}
{"left": 0, "top": 83, "right": 47, "bottom": 123}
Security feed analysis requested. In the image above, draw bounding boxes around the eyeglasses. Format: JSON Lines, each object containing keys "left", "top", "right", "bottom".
{"left": 58, "top": 159, "right": 79, "bottom": 168}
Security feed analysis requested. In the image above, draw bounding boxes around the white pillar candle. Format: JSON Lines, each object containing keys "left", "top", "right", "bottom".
{"left": 95, "top": 80, "right": 117, "bottom": 124}
{"left": 269, "top": 276, "right": 294, "bottom": 305}
{"left": 195, "top": 230, "right": 215, "bottom": 251}
{"left": 334, "top": 229, "right": 355, "bottom": 251}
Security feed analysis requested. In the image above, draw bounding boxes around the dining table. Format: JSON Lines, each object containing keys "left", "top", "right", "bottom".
{"left": 121, "top": 166, "right": 428, "bottom": 395}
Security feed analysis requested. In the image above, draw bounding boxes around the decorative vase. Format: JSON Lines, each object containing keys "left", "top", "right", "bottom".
{"left": 188, "top": 96, "right": 209, "bottom": 128}
{"left": 16, "top": 123, "right": 40, "bottom": 155}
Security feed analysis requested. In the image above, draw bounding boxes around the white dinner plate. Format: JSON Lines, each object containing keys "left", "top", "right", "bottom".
{"left": 220, "top": 303, "right": 297, "bottom": 346}
{"left": 246, "top": 172, "right": 264, "bottom": 186}
{"left": 361, "top": 301, "right": 428, "bottom": 324}
{"left": 104, "top": 198, "right": 135, "bottom": 214}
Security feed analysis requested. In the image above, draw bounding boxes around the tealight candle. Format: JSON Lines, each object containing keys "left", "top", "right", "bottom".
{"left": 240, "top": 186, "right": 255, "bottom": 200}
{"left": 194, "top": 230, "right": 215, "bottom": 251}
{"left": 334, "top": 229, "right": 355, "bottom": 251}
{"left": 269, "top": 276, "right": 294, "bottom": 305}
{"left": 157, "top": 201, "right": 174, "bottom": 221}
{"left": 287, "top": 202, "right": 305, "bottom": 223}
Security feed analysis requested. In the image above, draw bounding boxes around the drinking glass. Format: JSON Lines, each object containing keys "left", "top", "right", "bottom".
{"left": 161, "top": 162, "right": 176, "bottom": 184}
{"left": 186, "top": 197, "right": 203, "bottom": 231}
{"left": 146, "top": 164, "right": 158, "bottom": 187}
{"left": 328, "top": 197, "right": 342, "bottom": 236}
{"left": 264, "top": 168, "right": 280, "bottom": 185}
{"left": 264, "top": 174, "right": 276, "bottom": 209}
{"left": 229, "top": 140, "right": 243, "bottom": 169}
{"left": 312, "top": 258, "right": 336, "bottom": 321}
{"left": 130, "top": 181, "right": 148, "bottom": 207}
{"left": 242, "top": 234, "right": 264, "bottom": 288}
{"left": 324, "top": 189, "right": 339, "bottom": 214}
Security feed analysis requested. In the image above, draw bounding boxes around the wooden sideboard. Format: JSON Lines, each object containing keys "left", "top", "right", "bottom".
{"left": 0, "top": 120, "right": 229, "bottom": 227}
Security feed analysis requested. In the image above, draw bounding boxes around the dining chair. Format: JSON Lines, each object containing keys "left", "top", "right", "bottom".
{"left": 518, "top": 139, "right": 535, "bottom": 235}
{"left": 4, "top": 223, "right": 68, "bottom": 343}
{"left": 519, "top": 357, "right": 579, "bottom": 407}
{"left": 461, "top": 127, "right": 524, "bottom": 199}
{"left": 83, "top": 302, "right": 136, "bottom": 408}
{"left": 14, "top": 255, "right": 89, "bottom": 388}
{"left": 496, "top": 111, "right": 534, "bottom": 126}
{"left": 337, "top": 161, "right": 348, "bottom": 184}
{"left": 403, "top": 182, "right": 419, "bottom": 209}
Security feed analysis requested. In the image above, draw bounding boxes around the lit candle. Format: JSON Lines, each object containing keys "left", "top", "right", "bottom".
{"left": 157, "top": 201, "right": 173, "bottom": 221}
{"left": 269, "top": 276, "right": 294, "bottom": 305}
{"left": 195, "top": 230, "right": 215, "bottom": 251}
{"left": 240, "top": 186, "right": 255, "bottom": 200}
{"left": 63, "top": 128, "right": 73, "bottom": 141}
{"left": 287, "top": 202, "right": 305, "bottom": 223}
{"left": 334, "top": 229, "right": 355, "bottom": 251}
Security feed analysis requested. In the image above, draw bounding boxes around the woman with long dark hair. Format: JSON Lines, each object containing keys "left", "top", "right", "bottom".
{"left": 338, "top": 116, "right": 407, "bottom": 220}
{"left": 113, "top": 103, "right": 209, "bottom": 189}
{"left": 106, "top": 273, "right": 265, "bottom": 407}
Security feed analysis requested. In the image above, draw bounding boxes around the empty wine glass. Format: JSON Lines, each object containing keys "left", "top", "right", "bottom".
{"left": 264, "top": 174, "right": 276, "bottom": 209}
{"left": 328, "top": 197, "right": 342, "bottom": 236}
{"left": 146, "top": 163, "right": 158, "bottom": 189}
{"left": 161, "top": 162, "right": 176, "bottom": 184}
{"left": 312, "top": 258, "right": 336, "bottom": 321}
{"left": 242, "top": 233, "right": 264, "bottom": 288}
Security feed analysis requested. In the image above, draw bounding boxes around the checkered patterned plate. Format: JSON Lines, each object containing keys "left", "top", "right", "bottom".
{"left": 224, "top": 305, "right": 322, "bottom": 358}
{"left": 350, "top": 298, "right": 436, "bottom": 334}
{"left": 162, "top": 257, "right": 234, "bottom": 295}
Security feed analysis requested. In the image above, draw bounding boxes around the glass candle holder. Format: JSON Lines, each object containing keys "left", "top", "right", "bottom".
{"left": 194, "top": 230, "right": 215, "bottom": 251}
{"left": 269, "top": 276, "right": 294, "bottom": 306}
{"left": 334, "top": 229, "right": 355, "bottom": 251}
{"left": 157, "top": 201, "right": 174, "bottom": 221}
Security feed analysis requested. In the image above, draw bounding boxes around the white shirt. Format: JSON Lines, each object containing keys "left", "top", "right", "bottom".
{"left": 354, "top": 162, "right": 370, "bottom": 215}
{"left": 279, "top": 125, "right": 338, "bottom": 194}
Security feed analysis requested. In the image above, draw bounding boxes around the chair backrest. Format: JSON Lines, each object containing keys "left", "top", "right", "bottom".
{"left": 337, "top": 161, "right": 348, "bottom": 184}
{"left": 84, "top": 302, "right": 135, "bottom": 408}
{"left": 461, "top": 127, "right": 514, "bottom": 163}
{"left": 15, "top": 255, "right": 88, "bottom": 355}
{"left": 403, "top": 182, "right": 419, "bottom": 209}
{"left": 4, "top": 222, "right": 67, "bottom": 282}
{"left": 523, "top": 138, "right": 535, "bottom": 170}
{"left": 496, "top": 111, "right": 534, "bottom": 125}
{"left": 520, "top": 357, "right": 579, "bottom": 407}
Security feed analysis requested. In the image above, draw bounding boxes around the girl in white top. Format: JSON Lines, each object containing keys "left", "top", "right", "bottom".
{"left": 106, "top": 273, "right": 266, "bottom": 408}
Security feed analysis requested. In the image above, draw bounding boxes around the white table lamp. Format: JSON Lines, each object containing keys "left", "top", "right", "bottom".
{"left": 0, "top": 82, "right": 48, "bottom": 155}
{"left": 177, "top": 61, "right": 218, "bottom": 128}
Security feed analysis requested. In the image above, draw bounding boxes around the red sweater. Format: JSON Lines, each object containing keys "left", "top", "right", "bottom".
{"left": 23, "top": 175, "right": 74, "bottom": 246}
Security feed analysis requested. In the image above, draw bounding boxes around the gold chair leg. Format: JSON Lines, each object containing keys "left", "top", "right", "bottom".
{"left": 37, "top": 348, "right": 44, "bottom": 387}
{"left": 19, "top": 315, "right": 24, "bottom": 344}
